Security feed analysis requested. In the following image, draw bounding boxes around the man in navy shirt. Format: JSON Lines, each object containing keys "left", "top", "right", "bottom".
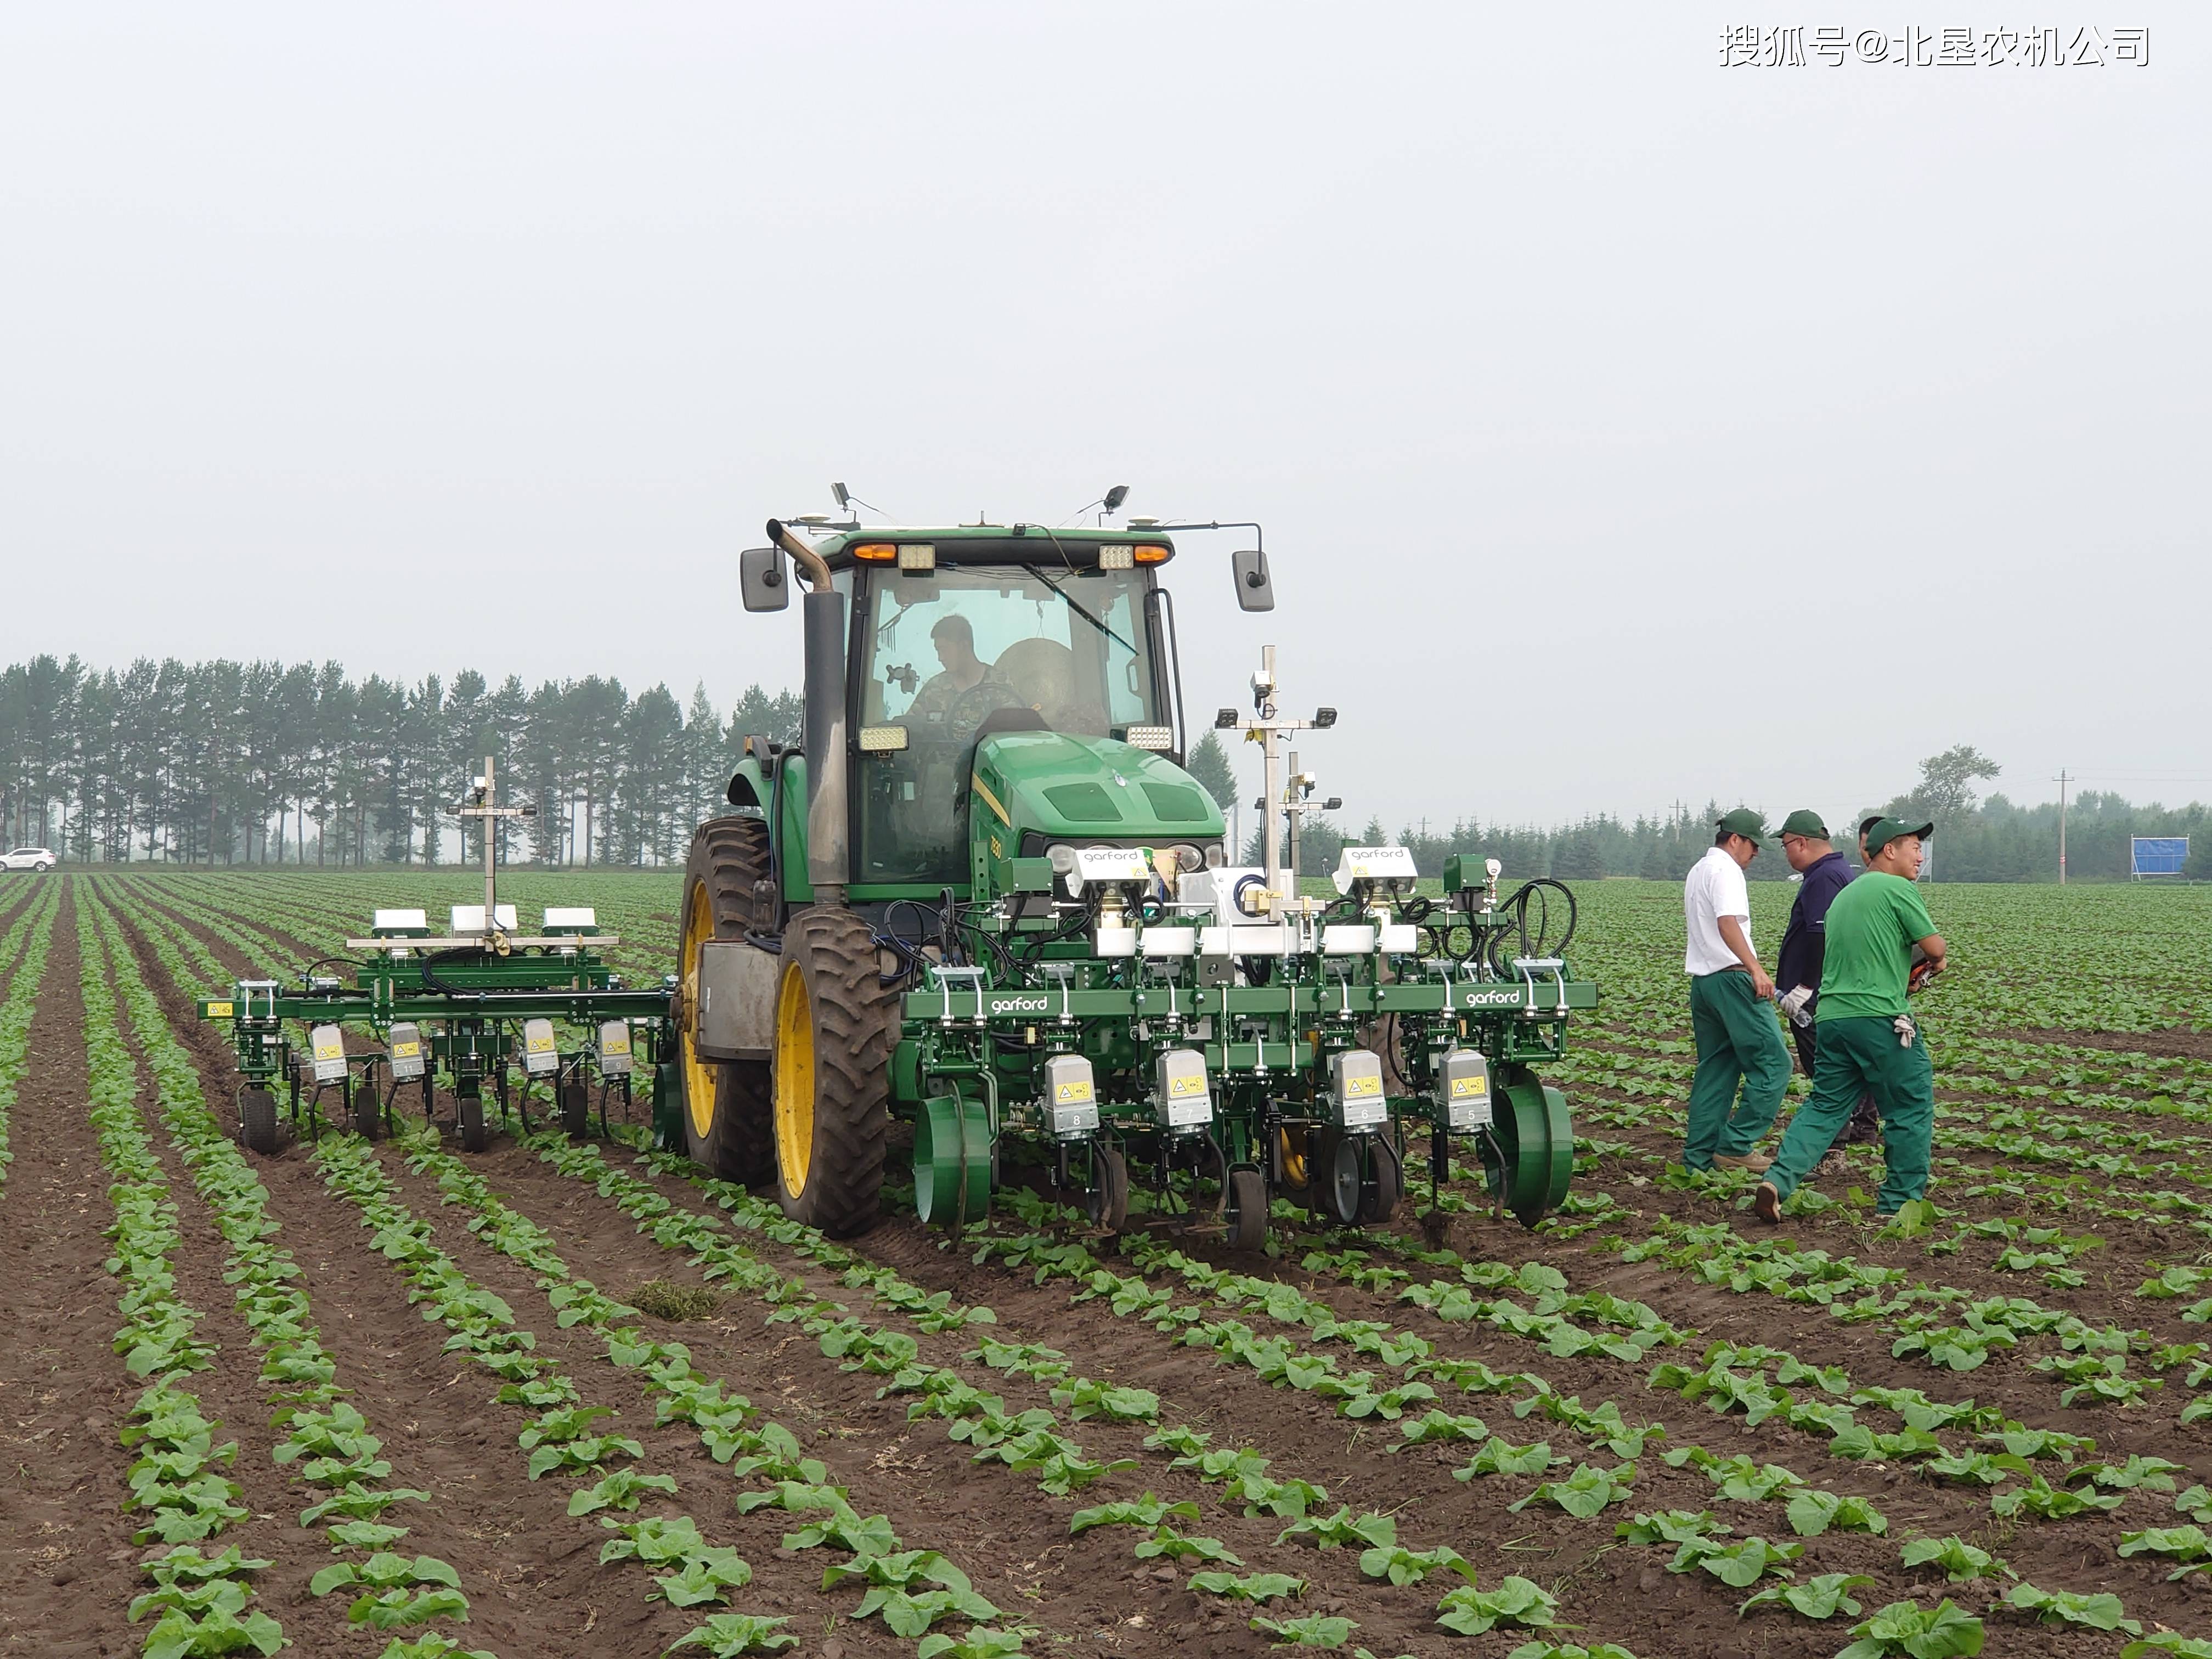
{"left": 1776, "top": 811, "right": 1877, "bottom": 1153}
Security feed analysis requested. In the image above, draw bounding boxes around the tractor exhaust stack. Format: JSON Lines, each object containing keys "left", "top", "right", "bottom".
{"left": 768, "top": 518, "right": 851, "bottom": 902}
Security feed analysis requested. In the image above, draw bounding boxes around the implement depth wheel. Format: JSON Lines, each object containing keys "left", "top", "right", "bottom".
{"left": 1226, "top": 1165, "right": 1269, "bottom": 1253}
{"left": 680, "top": 819, "right": 776, "bottom": 1184}
{"left": 1327, "top": 1133, "right": 1362, "bottom": 1226}
{"left": 1084, "top": 1141, "right": 1128, "bottom": 1234}
{"left": 1483, "top": 1066, "right": 1574, "bottom": 1228}
{"left": 560, "top": 1081, "right": 589, "bottom": 1142}
{"left": 459, "top": 1092, "right": 487, "bottom": 1154}
{"left": 1361, "top": 1136, "right": 1402, "bottom": 1224}
{"left": 771, "top": 906, "right": 896, "bottom": 1237}
{"left": 240, "top": 1087, "right": 278, "bottom": 1154}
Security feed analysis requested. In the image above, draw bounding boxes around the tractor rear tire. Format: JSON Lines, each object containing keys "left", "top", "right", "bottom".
{"left": 680, "top": 819, "right": 776, "bottom": 1185}
{"left": 460, "top": 1092, "right": 487, "bottom": 1153}
{"left": 560, "top": 1081, "right": 589, "bottom": 1141}
{"left": 1226, "top": 1166, "right": 1269, "bottom": 1252}
{"left": 240, "top": 1087, "right": 278, "bottom": 1154}
{"left": 771, "top": 905, "right": 896, "bottom": 1238}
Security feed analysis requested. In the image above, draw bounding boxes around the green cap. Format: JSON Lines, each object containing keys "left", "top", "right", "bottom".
{"left": 1716, "top": 808, "right": 1768, "bottom": 849}
{"left": 1864, "top": 817, "right": 1934, "bottom": 856}
{"left": 1779, "top": 809, "right": 1829, "bottom": 840}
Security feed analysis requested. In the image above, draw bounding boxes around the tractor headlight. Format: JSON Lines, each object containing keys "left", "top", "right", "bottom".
{"left": 1124, "top": 726, "right": 1172, "bottom": 751}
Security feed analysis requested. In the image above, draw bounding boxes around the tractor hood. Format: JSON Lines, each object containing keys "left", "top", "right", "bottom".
{"left": 970, "top": 731, "right": 1226, "bottom": 847}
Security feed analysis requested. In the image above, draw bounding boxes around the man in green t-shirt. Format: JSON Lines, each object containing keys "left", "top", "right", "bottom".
{"left": 1754, "top": 817, "right": 1947, "bottom": 1221}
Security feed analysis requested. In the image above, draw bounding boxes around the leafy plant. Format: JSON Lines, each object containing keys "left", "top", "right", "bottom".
{"left": 1250, "top": 1613, "right": 1356, "bottom": 1648}
{"left": 665, "top": 1612, "right": 798, "bottom": 1655}
{"left": 1999, "top": 1582, "right": 2140, "bottom": 1634}
{"left": 1509, "top": 1462, "right": 1635, "bottom": 1519}
{"left": 1435, "top": 1577, "right": 1559, "bottom": 1635}
{"left": 1740, "top": 1572, "right": 1874, "bottom": 1620}
{"left": 1835, "top": 1599, "right": 1985, "bottom": 1658}
{"left": 1357, "top": 1543, "right": 1474, "bottom": 1587}
{"left": 1785, "top": 1489, "right": 1888, "bottom": 1537}
{"left": 1899, "top": 1536, "right": 2008, "bottom": 1583}
{"left": 1189, "top": 1571, "right": 1306, "bottom": 1603}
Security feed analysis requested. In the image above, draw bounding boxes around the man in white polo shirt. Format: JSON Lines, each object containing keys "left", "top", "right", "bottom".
{"left": 1681, "top": 808, "right": 1792, "bottom": 1172}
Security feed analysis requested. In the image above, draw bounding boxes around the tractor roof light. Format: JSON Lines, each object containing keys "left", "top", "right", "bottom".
{"left": 897, "top": 543, "right": 936, "bottom": 572}
{"left": 1214, "top": 708, "right": 1239, "bottom": 729}
{"left": 1124, "top": 726, "right": 1173, "bottom": 751}
{"left": 1098, "top": 545, "right": 1135, "bottom": 571}
{"left": 1132, "top": 543, "right": 1171, "bottom": 563}
{"left": 859, "top": 725, "right": 910, "bottom": 753}
{"left": 853, "top": 542, "right": 897, "bottom": 561}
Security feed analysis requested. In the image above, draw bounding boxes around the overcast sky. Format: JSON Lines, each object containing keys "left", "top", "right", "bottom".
{"left": 4, "top": 6, "right": 2204, "bottom": 838}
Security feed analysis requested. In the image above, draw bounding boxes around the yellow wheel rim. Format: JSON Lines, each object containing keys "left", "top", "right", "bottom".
{"left": 1278, "top": 1125, "right": 1310, "bottom": 1188}
{"left": 680, "top": 883, "right": 717, "bottom": 1140}
{"left": 774, "top": 962, "right": 815, "bottom": 1197}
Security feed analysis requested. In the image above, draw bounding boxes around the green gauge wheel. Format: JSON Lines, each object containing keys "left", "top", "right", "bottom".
{"left": 913, "top": 1088, "right": 993, "bottom": 1227}
{"left": 1483, "top": 1066, "right": 1575, "bottom": 1228}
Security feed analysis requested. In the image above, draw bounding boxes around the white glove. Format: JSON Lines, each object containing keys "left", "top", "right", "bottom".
{"left": 1778, "top": 985, "right": 1815, "bottom": 1027}
{"left": 1893, "top": 1014, "right": 1917, "bottom": 1048}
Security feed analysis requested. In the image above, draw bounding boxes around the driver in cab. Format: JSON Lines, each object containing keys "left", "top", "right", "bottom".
{"left": 903, "top": 613, "right": 1013, "bottom": 738}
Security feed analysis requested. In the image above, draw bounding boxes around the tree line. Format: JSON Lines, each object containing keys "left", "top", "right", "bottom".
{"left": 1229, "top": 742, "right": 2212, "bottom": 885}
{"left": 3, "top": 659, "right": 2200, "bottom": 881}
{"left": 0, "top": 654, "right": 801, "bottom": 865}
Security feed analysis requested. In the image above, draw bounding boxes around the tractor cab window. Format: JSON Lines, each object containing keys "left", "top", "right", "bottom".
{"left": 855, "top": 564, "right": 1163, "bottom": 883}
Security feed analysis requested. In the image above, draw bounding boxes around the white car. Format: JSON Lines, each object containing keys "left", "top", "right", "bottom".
{"left": 1, "top": 847, "right": 57, "bottom": 872}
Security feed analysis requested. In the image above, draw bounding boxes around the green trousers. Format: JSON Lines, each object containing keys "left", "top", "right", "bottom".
{"left": 1766, "top": 1014, "right": 1935, "bottom": 1211}
{"left": 1683, "top": 969, "right": 1791, "bottom": 1168}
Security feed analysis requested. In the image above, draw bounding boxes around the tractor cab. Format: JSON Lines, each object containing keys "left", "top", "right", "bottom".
{"left": 727, "top": 522, "right": 1250, "bottom": 908}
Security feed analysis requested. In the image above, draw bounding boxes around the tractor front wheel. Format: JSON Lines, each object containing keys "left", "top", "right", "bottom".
{"left": 771, "top": 906, "right": 896, "bottom": 1237}
{"left": 680, "top": 819, "right": 776, "bottom": 1184}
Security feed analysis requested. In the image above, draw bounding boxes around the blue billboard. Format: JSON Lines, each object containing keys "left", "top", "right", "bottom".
{"left": 2132, "top": 837, "right": 2189, "bottom": 877}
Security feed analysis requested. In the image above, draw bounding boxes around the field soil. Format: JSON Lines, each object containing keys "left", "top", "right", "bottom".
{"left": 10, "top": 871, "right": 2206, "bottom": 1658}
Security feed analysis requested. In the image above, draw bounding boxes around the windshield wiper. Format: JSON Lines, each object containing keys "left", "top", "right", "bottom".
{"left": 1021, "top": 565, "right": 1136, "bottom": 654}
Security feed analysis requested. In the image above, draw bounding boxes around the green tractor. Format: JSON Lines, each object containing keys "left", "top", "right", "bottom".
{"left": 674, "top": 506, "right": 1593, "bottom": 1243}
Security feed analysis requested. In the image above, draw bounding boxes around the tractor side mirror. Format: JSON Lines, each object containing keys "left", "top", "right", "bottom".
{"left": 1231, "top": 548, "right": 1274, "bottom": 612}
{"left": 740, "top": 546, "right": 789, "bottom": 612}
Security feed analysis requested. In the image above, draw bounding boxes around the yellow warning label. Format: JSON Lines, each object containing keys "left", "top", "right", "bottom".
{"left": 527, "top": 1032, "right": 556, "bottom": 1053}
{"left": 601, "top": 1031, "right": 631, "bottom": 1054}
{"left": 1451, "top": 1075, "right": 1489, "bottom": 1098}
{"left": 1344, "top": 1074, "right": 1383, "bottom": 1098}
{"left": 392, "top": 1040, "right": 420, "bottom": 1059}
{"left": 314, "top": 1039, "right": 343, "bottom": 1062}
{"left": 1055, "top": 1080, "right": 1094, "bottom": 1104}
{"left": 205, "top": 1001, "right": 233, "bottom": 1018}
{"left": 1169, "top": 1074, "right": 1207, "bottom": 1099}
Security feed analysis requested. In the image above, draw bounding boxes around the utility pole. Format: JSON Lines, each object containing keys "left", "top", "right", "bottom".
{"left": 2056, "top": 769, "right": 2069, "bottom": 886}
